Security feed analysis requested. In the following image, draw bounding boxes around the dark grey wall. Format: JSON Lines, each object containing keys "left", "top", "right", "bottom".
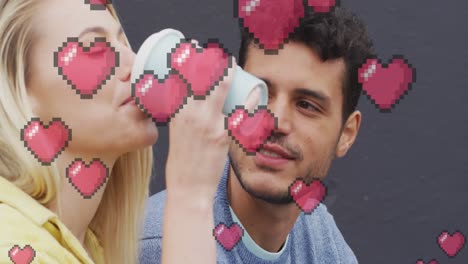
{"left": 114, "top": 0, "right": 468, "bottom": 263}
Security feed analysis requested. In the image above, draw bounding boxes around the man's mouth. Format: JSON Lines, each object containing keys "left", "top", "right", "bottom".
{"left": 254, "top": 143, "right": 296, "bottom": 169}
{"left": 258, "top": 149, "right": 284, "bottom": 158}
{"left": 258, "top": 143, "right": 295, "bottom": 160}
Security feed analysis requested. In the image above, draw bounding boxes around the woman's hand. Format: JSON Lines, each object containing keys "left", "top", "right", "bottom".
{"left": 162, "top": 40, "right": 260, "bottom": 264}
{"left": 165, "top": 50, "right": 260, "bottom": 198}
{"left": 164, "top": 58, "right": 235, "bottom": 198}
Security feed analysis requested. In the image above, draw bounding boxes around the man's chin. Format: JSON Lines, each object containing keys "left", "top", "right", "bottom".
{"left": 245, "top": 187, "right": 294, "bottom": 205}
{"left": 229, "top": 150, "right": 297, "bottom": 204}
{"left": 237, "top": 176, "right": 294, "bottom": 204}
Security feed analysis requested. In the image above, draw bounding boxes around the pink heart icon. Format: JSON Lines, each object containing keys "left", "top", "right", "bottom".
{"left": 226, "top": 106, "right": 276, "bottom": 155}
{"left": 437, "top": 230, "right": 465, "bottom": 257}
{"left": 132, "top": 72, "right": 189, "bottom": 125}
{"left": 54, "top": 38, "right": 118, "bottom": 99}
{"left": 289, "top": 179, "right": 326, "bottom": 214}
{"left": 213, "top": 223, "right": 244, "bottom": 251}
{"left": 21, "top": 118, "right": 71, "bottom": 165}
{"left": 8, "top": 245, "right": 35, "bottom": 264}
{"left": 85, "top": 0, "right": 110, "bottom": 10}
{"left": 170, "top": 40, "right": 231, "bottom": 99}
{"left": 416, "top": 259, "right": 438, "bottom": 264}
{"left": 235, "top": 0, "right": 305, "bottom": 52}
{"left": 307, "top": 0, "right": 337, "bottom": 13}
{"left": 358, "top": 56, "right": 416, "bottom": 112}
{"left": 66, "top": 158, "right": 109, "bottom": 199}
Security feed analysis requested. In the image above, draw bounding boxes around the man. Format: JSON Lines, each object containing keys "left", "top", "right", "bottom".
{"left": 140, "top": 6, "right": 374, "bottom": 263}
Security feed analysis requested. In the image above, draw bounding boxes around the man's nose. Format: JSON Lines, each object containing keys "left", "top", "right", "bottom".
{"left": 268, "top": 96, "right": 293, "bottom": 135}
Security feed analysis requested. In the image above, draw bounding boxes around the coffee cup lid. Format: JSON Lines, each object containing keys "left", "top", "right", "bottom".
{"left": 131, "top": 28, "right": 185, "bottom": 84}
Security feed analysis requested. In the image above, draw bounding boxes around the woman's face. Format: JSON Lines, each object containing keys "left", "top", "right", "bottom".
{"left": 27, "top": 0, "right": 158, "bottom": 156}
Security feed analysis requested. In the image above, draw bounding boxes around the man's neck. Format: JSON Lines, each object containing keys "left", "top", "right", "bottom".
{"left": 227, "top": 166, "right": 301, "bottom": 252}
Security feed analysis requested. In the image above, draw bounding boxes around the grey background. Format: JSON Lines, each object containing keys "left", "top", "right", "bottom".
{"left": 114, "top": 0, "right": 468, "bottom": 263}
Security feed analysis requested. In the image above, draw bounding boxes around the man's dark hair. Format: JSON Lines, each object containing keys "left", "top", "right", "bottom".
{"left": 238, "top": 7, "right": 376, "bottom": 123}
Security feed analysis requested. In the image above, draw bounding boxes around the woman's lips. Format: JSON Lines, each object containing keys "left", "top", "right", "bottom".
{"left": 121, "top": 96, "right": 135, "bottom": 106}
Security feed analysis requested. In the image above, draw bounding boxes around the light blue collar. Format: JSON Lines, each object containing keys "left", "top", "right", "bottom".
{"left": 229, "top": 206, "right": 289, "bottom": 261}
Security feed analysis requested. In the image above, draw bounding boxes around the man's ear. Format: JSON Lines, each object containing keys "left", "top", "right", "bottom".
{"left": 336, "top": 110, "right": 361, "bottom": 158}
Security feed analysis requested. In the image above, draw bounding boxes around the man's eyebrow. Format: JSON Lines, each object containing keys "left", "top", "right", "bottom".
{"left": 257, "top": 77, "right": 330, "bottom": 100}
{"left": 294, "top": 88, "right": 330, "bottom": 106}
{"left": 78, "top": 26, "right": 124, "bottom": 39}
{"left": 259, "top": 77, "right": 330, "bottom": 105}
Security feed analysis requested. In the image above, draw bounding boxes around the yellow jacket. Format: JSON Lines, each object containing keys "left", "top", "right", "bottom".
{"left": 0, "top": 177, "right": 104, "bottom": 263}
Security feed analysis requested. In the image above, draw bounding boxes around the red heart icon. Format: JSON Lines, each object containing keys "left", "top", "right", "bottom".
{"left": 8, "top": 245, "right": 35, "bottom": 264}
{"left": 213, "top": 223, "right": 244, "bottom": 251}
{"left": 307, "top": 0, "right": 337, "bottom": 12}
{"left": 359, "top": 56, "right": 416, "bottom": 112}
{"left": 235, "top": 0, "right": 305, "bottom": 52}
{"left": 21, "top": 118, "right": 71, "bottom": 166}
{"left": 54, "top": 37, "right": 119, "bottom": 99}
{"left": 170, "top": 40, "right": 231, "bottom": 99}
{"left": 226, "top": 106, "right": 276, "bottom": 155}
{"left": 437, "top": 230, "right": 465, "bottom": 257}
{"left": 416, "top": 259, "right": 438, "bottom": 264}
{"left": 289, "top": 179, "right": 326, "bottom": 214}
{"left": 66, "top": 158, "right": 109, "bottom": 199}
{"left": 132, "top": 72, "right": 189, "bottom": 125}
{"left": 85, "top": 0, "right": 110, "bottom": 10}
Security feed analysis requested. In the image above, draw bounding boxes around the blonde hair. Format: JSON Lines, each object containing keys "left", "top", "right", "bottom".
{"left": 0, "top": 1, "right": 153, "bottom": 263}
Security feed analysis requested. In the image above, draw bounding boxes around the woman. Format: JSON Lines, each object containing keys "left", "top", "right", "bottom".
{"left": 0, "top": 0, "right": 259, "bottom": 263}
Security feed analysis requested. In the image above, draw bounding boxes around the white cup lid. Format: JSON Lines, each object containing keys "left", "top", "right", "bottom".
{"left": 131, "top": 29, "right": 185, "bottom": 84}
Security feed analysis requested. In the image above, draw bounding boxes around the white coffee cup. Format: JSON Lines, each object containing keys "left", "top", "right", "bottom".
{"left": 131, "top": 29, "right": 268, "bottom": 115}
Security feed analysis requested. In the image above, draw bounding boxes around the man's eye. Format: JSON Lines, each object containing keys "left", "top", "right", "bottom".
{"left": 298, "top": 101, "right": 318, "bottom": 111}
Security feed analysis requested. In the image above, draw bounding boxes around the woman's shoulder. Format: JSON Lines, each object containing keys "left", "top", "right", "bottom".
{"left": 0, "top": 203, "right": 81, "bottom": 264}
{"left": 0, "top": 202, "right": 48, "bottom": 240}
{"left": 0, "top": 243, "right": 62, "bottom": 264}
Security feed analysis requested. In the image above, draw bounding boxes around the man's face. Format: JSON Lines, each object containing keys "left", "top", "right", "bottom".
{"left": 228, "top": 41, "right": 347, "bottom": 204}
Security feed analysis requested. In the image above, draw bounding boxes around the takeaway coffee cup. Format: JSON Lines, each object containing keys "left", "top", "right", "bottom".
{"left": 131, "top": 29, "right": 268, "bottom": 115}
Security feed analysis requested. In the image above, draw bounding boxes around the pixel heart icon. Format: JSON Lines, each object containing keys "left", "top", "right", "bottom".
{"left": 235, "top": 0, "right": 305, "bottom": 53}
{"left": 54, "top": 37, "right": 119, "bottom": 99}
{"left": 213, "top": 222, "right": 244, "bottom": 251}
{"left": 169, "top": 40, "right": 232, "bottom": 99}
{"left": 289, "top": 178, "right": 326, "bottom": 214}
{"left": 306, "top": 0, "right": 339, "bottom": 13}
{"left": 8, "top": 245, "right": 35, "bottom": 264}
{"left": 21, "top": 118, "right": 71, "bottom": 166}
{"left": 358, "top": 55, "right": 416, "bottom": 112}
{"left": 437, "top": 230, "right": 465, "bottom": 257}
{"left": 132, "top": 71, "right": 189, "bottom": 125}
{"left": 225, "top": 106, "right": 277, "bottom": 155}
{"left": 85, "top": 0, "right": 111, "bottom": 10}
{"left": 66, "top": 158, "right": 109, "bottom": 199}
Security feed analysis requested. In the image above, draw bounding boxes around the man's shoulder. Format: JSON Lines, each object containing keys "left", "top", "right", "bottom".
{"left": 294, "top": 203, "right": 334, "bottom": 241}
{"left": 294, "top": 203, "right": 358, "bottom": 263}
{"left": 140, "top": 190, "right": 168, "bottom": 240}
{"left": 296, "top": 202, "right": 332, "bottom": 224}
